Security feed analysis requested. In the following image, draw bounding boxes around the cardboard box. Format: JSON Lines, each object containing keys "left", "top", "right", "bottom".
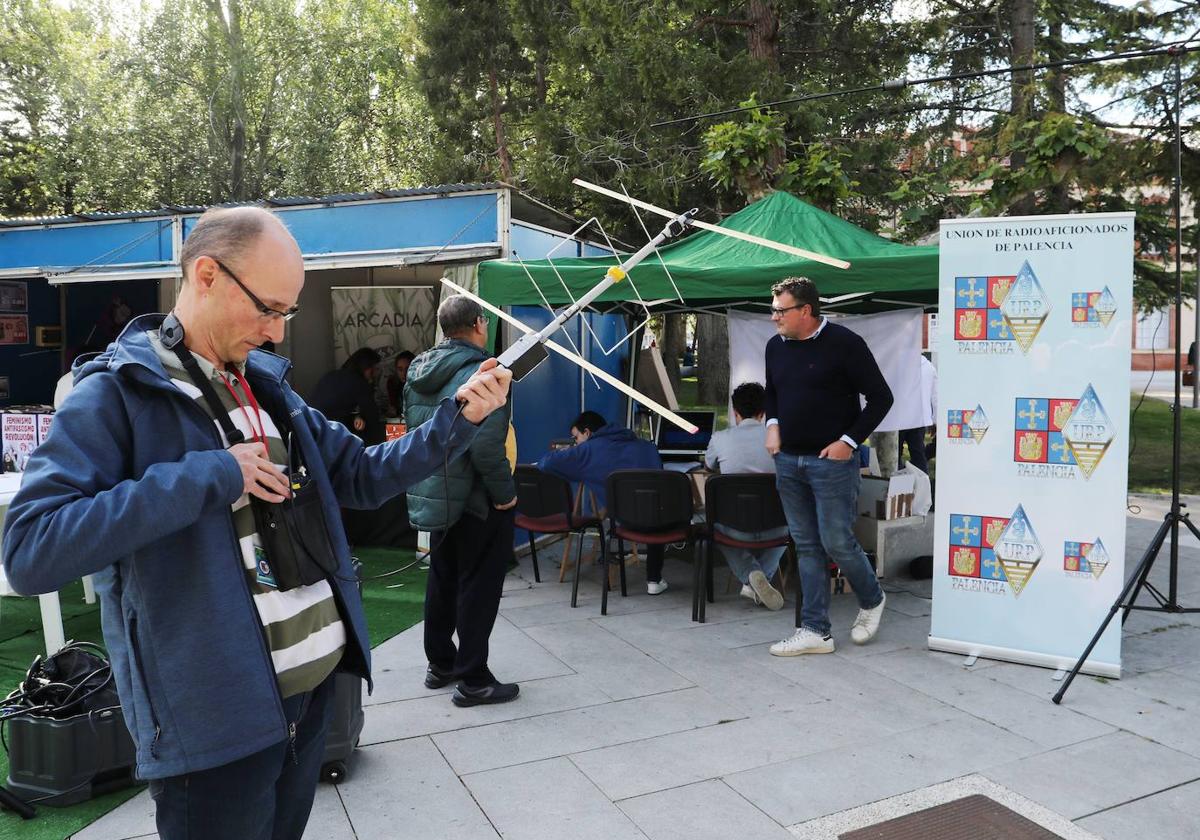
{"left": 857, "top": 473, "right": 916, "bottom": 520}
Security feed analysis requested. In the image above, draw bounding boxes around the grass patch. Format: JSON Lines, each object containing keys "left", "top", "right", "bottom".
{"left": 1127, "top": 397, "right": 1200, "bottom": 495}
{"left": 676, "top": 377, "right": 729, "bottom": 430}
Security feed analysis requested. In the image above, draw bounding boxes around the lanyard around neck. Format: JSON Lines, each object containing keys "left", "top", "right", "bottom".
{"left": 219, "top": 366, "right": 267, "bottom": 450}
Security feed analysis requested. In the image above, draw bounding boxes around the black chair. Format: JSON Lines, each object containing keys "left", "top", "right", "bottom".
{"left": 604, "top": 469, "right": 697, "bottom": 617}
{"left": 513, "top": 465, "right": 604, "bottom": 607}
{"left": 699, "top": 473, "right": 797, "bottom": 624}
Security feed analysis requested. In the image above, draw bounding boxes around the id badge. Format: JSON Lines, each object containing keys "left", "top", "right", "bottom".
{"left": 254, "top": 545, "right": 278, "bottom": 588}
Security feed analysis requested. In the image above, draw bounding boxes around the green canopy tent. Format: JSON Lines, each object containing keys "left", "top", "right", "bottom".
{"left": 477, "top": 191, "right": 939, "bottom": 314}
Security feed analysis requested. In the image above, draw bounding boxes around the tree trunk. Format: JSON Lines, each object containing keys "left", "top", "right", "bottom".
{"left": 696, "top": 313, "right": 730, "bottom": 406}
{"left": 535, "top": 51, "right": 548, "bottom": 107}
{"left": 1008, "top": 0, "right": 1036, "bottom": 215}
{"left": 488, "top": 65, "right": 514, "bottom": 181}
{"left": 661, "top": 313, "right": 686, "bottom": 394}
{"left": 1009, "top": 0, "right": 1035, "bottom": 117}
{"left": 1046, "top": 12, "right": 1069, "bottom": 212}
{"left": 1046, "top": 13, "right": 1065, "bottom": 112}
{"left": 747, "top": 1, "right": 783, "bottom": 174}
{"left": 207, "top": 0, "right": 247, "bottom": 200}
{"left": 746, "top": 1, "right": 780, "bottom": 74}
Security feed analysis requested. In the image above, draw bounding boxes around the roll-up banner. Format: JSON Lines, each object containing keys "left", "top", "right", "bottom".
{"left": 930, "top": 213, "right": 1135, "bottom": 677}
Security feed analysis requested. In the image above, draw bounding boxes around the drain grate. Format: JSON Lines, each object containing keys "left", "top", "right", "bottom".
{"left": 838, "top": 794, "right": 1067, "bottom": 840}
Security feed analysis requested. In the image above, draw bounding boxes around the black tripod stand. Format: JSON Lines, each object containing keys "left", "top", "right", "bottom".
{"left": 1054, "top": 45, "right": 1199, "bottom": 704}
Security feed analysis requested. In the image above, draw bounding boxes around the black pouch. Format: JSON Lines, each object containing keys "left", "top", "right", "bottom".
{"left": 160, "top": 333, "right": 342, "bottom": 593}
{"left": 250, "top": 478, "right": 338, "bottom": 592}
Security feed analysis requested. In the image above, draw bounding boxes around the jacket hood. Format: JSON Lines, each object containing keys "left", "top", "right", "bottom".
{"left": 73, "top": 312, "right": 291, "bottom": 388}
{"left": 407, "top": 339, "right": 488, "bottom": 395}
{"left": 593, "top": 423, "right": 642, "bottom": 444}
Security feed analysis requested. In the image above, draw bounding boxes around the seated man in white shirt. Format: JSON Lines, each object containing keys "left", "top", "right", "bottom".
{"left": 704, "top": 382, "right": 789, "bottom": 610}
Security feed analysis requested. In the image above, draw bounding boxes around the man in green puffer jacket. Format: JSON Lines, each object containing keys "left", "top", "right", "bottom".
{"left": 406, "top": 294, "right": 519, "bottom": 706}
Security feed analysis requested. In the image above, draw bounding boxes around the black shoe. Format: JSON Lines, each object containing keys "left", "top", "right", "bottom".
{"left": 451, "top": 680, "right": 520, "bottom": 707}
{"left": 425, "top": 664, "right": 456, "bottom": 689}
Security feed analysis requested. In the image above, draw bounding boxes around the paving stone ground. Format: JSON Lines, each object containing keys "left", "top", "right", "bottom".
{"left": 75, "top": 500, "right": 1200, "bottom": 839}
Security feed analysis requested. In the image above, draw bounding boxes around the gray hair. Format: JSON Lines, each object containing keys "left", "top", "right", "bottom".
{"left": 179, "top": 207, "right": 283, "bottom": 281}
{"left": 438, "top": 294, "right": 484, "bottom": 337}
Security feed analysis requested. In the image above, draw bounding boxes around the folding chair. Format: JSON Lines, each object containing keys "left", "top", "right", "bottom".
{"left": 513, "top": 465, "right": 605, "bottom": 607}
{"left": 699, "top": 473, "right": 797, "bottom": 624}
{"left": 604, "top": 469, "right": 696, "bottom": 617}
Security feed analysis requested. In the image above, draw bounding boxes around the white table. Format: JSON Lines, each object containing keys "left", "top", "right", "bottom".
{"left": 0, "top": 471, "right": 69, "bottom": 656}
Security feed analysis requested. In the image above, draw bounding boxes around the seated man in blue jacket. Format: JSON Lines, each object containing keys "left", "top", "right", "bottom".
{"left": 0, "top": 206, "right": 511, "bottom": 840}
{"left": 536, "top": 411, "right": 670, "bottom": 594}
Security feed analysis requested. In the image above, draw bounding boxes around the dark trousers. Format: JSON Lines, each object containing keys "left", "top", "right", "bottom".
{"left": 425, "top": 507, "right": 514, "bottom": 687}
{"left": 150, "top": 673, "right": 336, "bottom": 840}
{"left": 899, "top": 426, "right": 929, "bottom": 474}
{"left": 611, "top": 541, "right": 664, "bottom": 581}
{"left": 645, "top": 544, "right": 664, "bottom": 582}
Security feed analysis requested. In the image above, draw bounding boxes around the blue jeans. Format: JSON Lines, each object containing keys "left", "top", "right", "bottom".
{"left": 774, "top": 453, "right": 883, "bottom": 636}
{"left": 715, "top": 524, "right": 788, "bottom": 584}
{"left": 150, "top": 673, "right": 337, "bottom": 840}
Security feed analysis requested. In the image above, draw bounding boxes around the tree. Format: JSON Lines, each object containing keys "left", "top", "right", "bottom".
{"left": 0, "top": 0, "right": 441, "bottom": 212}
{"left": 695, "top": 312, "right": 729, "bottom": 405}
{"left": 0, "top": 0, "right": 149, "bottom": 214}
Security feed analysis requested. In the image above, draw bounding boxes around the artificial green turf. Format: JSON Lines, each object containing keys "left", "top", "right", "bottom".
{"left": 0, "top": 547, "right": 426, "bottom": 840}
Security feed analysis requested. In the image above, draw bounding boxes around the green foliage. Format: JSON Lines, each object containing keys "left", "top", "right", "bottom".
{"left": 699, "top": 99, "right": 856, "bottom": 208}
{"left": 791, "top": 143, "right": 856, "bottom": 211}
{"left": 0, "top": 0, "right": 1196, "bottom": 316}
{"left": 969, "top": 112, "right": 1111, "bottom": 213}
{"left": 0, "top": 0, "right": 440, "bottom": 213}
{"left": 700, "top": 99, "right": 788, "bottom": 201}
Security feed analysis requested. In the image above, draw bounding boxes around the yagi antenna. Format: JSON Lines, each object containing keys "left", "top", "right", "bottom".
{"left": 572, "top": 179, "right": 851, "bottom": 270}
{"left": 479, "top": 178, "right": 850, "bottom": 434}
{"left": 445, "top": 278, "right": 701, "bottom": 434}
{"left": 494, "top": 207, "right": 699, "bottom": 383}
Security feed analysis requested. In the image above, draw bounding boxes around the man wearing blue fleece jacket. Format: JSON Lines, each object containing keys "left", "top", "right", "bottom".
{"left": 764, "top": 276, "right": 893, "bottom": 657}
{"left": 536, "top": 412, "right": 669, "bottom": 594}
{"left": 1, "top": 207, "right": 511, "bottom": 840}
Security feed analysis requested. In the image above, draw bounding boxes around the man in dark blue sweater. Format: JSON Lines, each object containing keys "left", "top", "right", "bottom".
{"left": 764, "top": 277, "right": 893, "bottom": 655}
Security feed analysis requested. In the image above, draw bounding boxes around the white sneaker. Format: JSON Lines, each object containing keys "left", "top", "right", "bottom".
{"left": 740, "top": 584, "right": 759, "bottom": 603}
{"left": 769, "top": 627, "right": 834, "bottom": 656}
{"left": 748, "top": 570, "right": 784, "bottom": 611}
{"left": 850, "top": 592, "right": 886, "bottom": 645}
{"left": 647, "top": 580, "right": 669, "bottom": 596}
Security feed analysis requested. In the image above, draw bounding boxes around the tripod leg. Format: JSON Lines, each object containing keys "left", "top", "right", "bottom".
{"left": 1113, "top": 516, "right": 1171, "bottom": 628}
{"left": 1122, "top": 515, "right": 1172, "bottom": 625}
{"left": 1053, "top": 518, "right": 1170, "bottom": 704}
{"left": 1182, "top": 514, "right": 1200, "bottom": 542}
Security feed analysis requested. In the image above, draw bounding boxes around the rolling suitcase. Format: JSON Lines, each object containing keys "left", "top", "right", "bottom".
{"left": 320, "top": 672, "right": 364, "bottom": 784}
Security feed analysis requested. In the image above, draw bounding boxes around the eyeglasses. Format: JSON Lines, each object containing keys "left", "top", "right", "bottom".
{"left": 212, "top": 258, "right": 300, "bottom": 322}
{"left": 477, "top": 314, "right": 490, "bottom": 326}
{"left": 770, "top": 304, "right": 804, "bottom": 317}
